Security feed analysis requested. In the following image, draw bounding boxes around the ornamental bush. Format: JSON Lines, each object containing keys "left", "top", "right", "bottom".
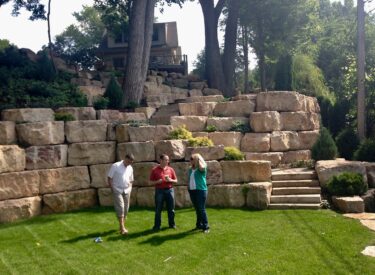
{"left": 168, "top": 125, "right": 193, "bottom": 140}
{"left": 104, "top": 76, "right": 123, "bottom": 109}
{"left": 311, "top": 127, "right": 338, "bottom": 161}
{"left": 188, "top": 137, "right": 214, "bottom": 147}
{"left": 335, "top": 127, "right": 359, "bottom": 160}
{"left": 54, "top": 112, "right": 75, "bottom": 121}
{"left": 224, "top": 146, "right": 245, "bottom": 160}
{"left": 326, "top": 172, "right": 367, "bottom": 196}
{"left": 353, "top": 138, "right": 375, "bottom": 162}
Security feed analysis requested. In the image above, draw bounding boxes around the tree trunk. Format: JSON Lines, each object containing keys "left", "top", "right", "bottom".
{"left": 47, "top": 0, "right": 57, "bottom": 74}
{"left": 241, "top": 25, "right": 249, "bottom": 93}
{"left": 199, "top": 0, "right": 226, "bottom": 92}
{"left": 222, "top": 0, "right": 240, "bottom": 97}
{"left": 357, "top": 0, "right": 366, "bottom": 140}
{"left": 122, "top": 0, "right": 156, "bottom": 107}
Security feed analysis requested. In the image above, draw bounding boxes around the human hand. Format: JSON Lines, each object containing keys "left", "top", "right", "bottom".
{"left": 165, "top": 175, "right": 170, "bottom": 182}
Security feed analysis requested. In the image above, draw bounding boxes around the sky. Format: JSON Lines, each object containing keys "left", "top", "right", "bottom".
{"left": 0, "top": 0, "right": 220, "bottom": 72}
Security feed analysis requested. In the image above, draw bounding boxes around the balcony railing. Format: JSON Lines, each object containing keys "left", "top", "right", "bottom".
{"left": 148, "top": 54, "right": 188, "bottom": 74}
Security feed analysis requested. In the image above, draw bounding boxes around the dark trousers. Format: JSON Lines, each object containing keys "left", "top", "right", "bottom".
{"left": 188, "top": 189, "right": 209, "bottom": 230}
{"left": 154, "top": 188, "right": 175, "bottom": 229}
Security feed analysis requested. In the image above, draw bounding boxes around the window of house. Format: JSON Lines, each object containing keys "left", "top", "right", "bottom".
{"left": 152, "top": 27, "right": 159, "bottom": 42}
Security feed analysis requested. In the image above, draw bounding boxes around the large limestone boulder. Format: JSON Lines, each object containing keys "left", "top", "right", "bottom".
{"left": 221, "top": 160, "right": 271, "bottom": 183}
{"left": 68, "top": 142, "right": 116, "bottom": 166}
{"left": 98, "top": 187, "right": 137, "bottom": 207}
{"left": 207, "top": 160, "right": 223, "bottom": 184}
{"left": 154, "top": 140, "right": 186, "bottom": 160}
{"left": 89, "top": 163, "right": 112, "bottom": 188}
{"left": 97, "top": 110, "right": 123, "bottom": 122}
{"left": 0, "top": 171, "right": 39, "bottom": 200}
{"left": 1, "top": 108, "right": 54, "bottom": 122}
{"left": 298, "top": 130, "right": 320, "bottom": 150}
{"left": 133, "top": 162, "right": 158, "bottom": 187}
{"left": 174, "top": 186, "right": 192, "bottom": 208}
{"left": 25, "top": 145, "right": 68, "bottom": 170}
{"left": 128, "top": 125, "right": 173, "bottom": 142}
{"left": 207, "top": 184, "right": 246, "bottom": 207}
{"left": 185, "top": 145, "right": 225, "bottom": 161}
{"left": 65, "top": 120, "right": 107, "bottom": 143}
{"left": 241, "top": 133, "right": 270, "bottom": 152}
{"left": 189, "top": 82, "right": 206, "bottom": 90}
{"left": 116, "top": 124, "right": 130, "bottom": 143}
{"left": 55, "top": 107, "right": 96, "bottom": 120}
{"left": 135, "top": 107, "right": 156, "bottom": 119}
{"left": 170, "top": 162, "right": 190, "bottom": 186}
{"left": 124, "top": 112, "right": 147, "bottom": 122}
{"left": 281, "top": 150, "right": 311, "bottom": 164}
{"left": 256, "top": 91, "right": 306, "bottom": 112}
{"left": 270, "top": 131, "right": 300, "bottom": 152}
{"left": 183, "top": 95, "right": 224, "bottom": 103}
{"left": 245, "top": 152, "right": 282, "bottom": 168}
{"left": 0, "top": 196, "right": 41, "bottom": 223}
{"left": 0, "top": 121, "right": 16, "bottom": 144}
{"left": 188, "top": 89, "right": 204, "bottom": 97}
{"left": 107, "top": 123, "right": 117, "bottom": 141}
{"left": 117, "top": 141, "right": 155, "bottom": 162}
{"left": 213, "top": 100, "right": 255, "bottom": 117}
{"left": 246, "top": 182, "right": 272, "bottom": 210}
{"left": 16, "top": 121, "right": 64, "bottom": 146}
{"left": 332, "top": 196, "right": 365, "bottom": 213}
{"left": 39, "top": 166, "right": 90, "bottom": 194}
{"left": 250, "top": 111, "right": 281, "bottom": 132}
{"left": 206, "top": 117, "right": 249, "bottom": 132}
{"left": 136, "top": 187, "right": 155, "bottom": 207}
{"left": 171, "top": 116, "right": 207, "bottom": 132}
{"left": 145, "top": 94, "right": 170, "bottom": 108}
{"left": 361, "top": 189, "right": 375, "bottom": 212}
{"left": 43, "top": 189, "right": 98, "bottom": 214}
{"left": 0, "top": 145, "right": 25, "bottom": 173}
{"left": 365, "top": 163, "right": 375, "bottom": 188}
{"left": 208, "top": 132, "right": 243, "bottom": 149}
{"left": 202, "top": 88, "right": 222, "bottom": 96}
{"left": 178, "top": 102, "right": 217, "bottom": 116}
{"left": 232, "top": 94, "right": 257, "bottom": 102}
{"left": 79, "top": 85, "right": 105, "bottom": 106}
{"left": 280, "top": 112, "right": 320, "bottom": 131}
{"left": 315, "top": 160, "right": 368, "bottom": 187}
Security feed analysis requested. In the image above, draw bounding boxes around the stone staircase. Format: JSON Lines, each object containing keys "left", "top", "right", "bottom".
{"left": 269, "top": 168, "right": 322, "bottom": 209}
{"left": 149, "top": 103, "right": 179, "bottom": 125}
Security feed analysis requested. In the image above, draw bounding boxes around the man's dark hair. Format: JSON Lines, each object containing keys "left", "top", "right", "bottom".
{"left": 159, "top": 154, "right": 169, "bottom": 160}
{"left": 125, "top": 154, "right": 135, "bottom": 161}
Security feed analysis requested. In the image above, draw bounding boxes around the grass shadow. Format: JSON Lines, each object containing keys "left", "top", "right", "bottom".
{"left": 60, "top": 229, "right": 117, "bottom": 243}
{"left": 138, "top": 229, "right": 200, "bottom": 246}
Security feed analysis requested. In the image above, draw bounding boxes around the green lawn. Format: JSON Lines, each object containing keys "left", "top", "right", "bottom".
{"left": 0, "top": 207, "right": 374, "bottom": 274}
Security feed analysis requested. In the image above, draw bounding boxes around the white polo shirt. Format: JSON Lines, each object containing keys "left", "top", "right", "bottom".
{"left": 107, "top": 161, "right": 134, "bottom": 194}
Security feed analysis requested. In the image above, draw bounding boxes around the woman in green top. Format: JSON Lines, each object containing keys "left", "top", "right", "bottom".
{"left": 188, "top": 153, "right": 209, "bottom": 233}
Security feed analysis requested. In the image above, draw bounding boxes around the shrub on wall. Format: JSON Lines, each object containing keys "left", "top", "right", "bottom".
{"left": 168, "top": 125, "right": 193, "bottom": 140}
{"left": 311, "top": 127, "right": 338, "bottom": 161}
{"left": 326, "top": 172, "right": 367, "bottom": 196}
{"left": 188, "top": 137, "right": 214, "bottom": 147}
{"left": 104, "top": 76, "right": 123, "bottom": 109}
{"left": 335, "top": 127, "right": 359, "bottom": 160}
{"left": 224, "top": 146, "right": 245, "bottom": 160}
{"left": 353, "top": 138, "right": 375, "bottom": 162}
{"left": 54, "top": 112, "right": 75, "bottom": 121}
{"left": 93, "top": 97, "right": 109, "bottom": 110}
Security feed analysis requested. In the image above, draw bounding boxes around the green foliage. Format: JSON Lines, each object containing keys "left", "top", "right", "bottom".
{"left": 104, "top": 76, "right": 123, "bottom": 109}
{"left": 37, "top": 51, "right": 57, "bottom": 82}
{"left": 290, "top": 160, "right": 315, "bottom": 169}
{"left": 125, "top": 100, "right": 139, "bottom": 110}
{"left": 335, "top": 128, "right": 359, "bottom": 160}
{"left": 188, "top": 137, "right": 214, "bottom": 147}
{"left": 0, "top": 39, "right": 11, "bottom": 52}
{"left": 224, "top": 146, "right": 245, "bottom": 160}
{"left": 128, "top": 120, "right": 149, "bottom": 127}
{"left": 191, "top": 49, "right": 206, "bottom": 80}
{"left": 93, "top": 97, "right": 109, "bottom": 110}
{"left": 230, "top": 120, "right": 250, "bottom": 133}
{"left": 274, "top": 54, "right": 292, "bottom": 90}
{"left": 353, "top": 139, "right": 375, "bottom": 162}
{"left": 205, "top": 125, "right": 217, "bottom": 132}
{"left": 54, "top": 112, "right": 75, "bottom": 122}
{"left": 168, "top": 125, "right": 193, "bottom": 140}
{"left": 311, "top": 127, "right": 338, "bottom": 161}
{"left": 326, "top": 172, "right": 367, "bottom": 196}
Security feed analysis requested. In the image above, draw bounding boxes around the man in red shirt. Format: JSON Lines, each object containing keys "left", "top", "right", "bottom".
{"left": 149, "top": 154, "right": 178, "bottom": 231}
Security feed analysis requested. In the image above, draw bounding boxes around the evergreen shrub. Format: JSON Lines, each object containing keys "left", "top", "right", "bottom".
{"left": 54, "top": 112, "right": 75, "bottom": 121}
{"left": 335, "top": 128, "right": 359, "bottom": 160}
{"left": 93, "top": 97, "right": 109, "bottom": 110}
{"left": 224, "top": 146, "right": 245, "bottom": 160}
{"left": 205, "top": 125, "right": 217, "bottom": 132}
{"left": 168, "top": 125, "right": 193, "bottom": 140}
{"left": 353, "top": 139, "right": 375, "bottom": 162}
{"left": 230, "top": 120, "right": 250, "bottom": 133}
{"left": 188, "top": 137, "right": 214, "bottom": 147}
{"left": 104, "top": 76, "right": 123, "bottom": 109}
{"left": 311, "top": 127, "right": 338, "bottom": 160}
{"left": 326, "top": 172, "right": 367, "bottom": 196}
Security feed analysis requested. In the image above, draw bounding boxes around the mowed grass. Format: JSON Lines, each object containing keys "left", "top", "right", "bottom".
{"left": 0, "top": 207, "right": 375, "bottom": 274}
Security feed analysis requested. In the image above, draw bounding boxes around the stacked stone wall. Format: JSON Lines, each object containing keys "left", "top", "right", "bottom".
{"left": 0, "top": 91, "right": 319, "bottom": 223}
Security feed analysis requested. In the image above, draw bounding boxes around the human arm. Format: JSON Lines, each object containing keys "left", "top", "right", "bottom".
{"left": 107, "top": 177, "right": 113, "bottom": 188}
{"left": 197, "top": 155, "right": 207, "bottom": 172}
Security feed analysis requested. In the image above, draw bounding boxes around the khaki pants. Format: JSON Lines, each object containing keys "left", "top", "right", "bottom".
{"left": 113, "top": 192, "right": 130, "bottom": 218}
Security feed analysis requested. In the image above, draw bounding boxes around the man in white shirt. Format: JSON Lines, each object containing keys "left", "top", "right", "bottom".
{"left": 107, "top": 154, "right": 134, "bottom": 235}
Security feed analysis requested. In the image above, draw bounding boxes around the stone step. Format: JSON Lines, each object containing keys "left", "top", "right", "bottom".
{"left": 149, "top": 104, "right": 179, "bottom": 125}
{"left": 268, "top": 203, "right": 321, "bottom": 210}
{"left": 272, "top": 187, "right": 321, "bottom": 195}
{"left": 270, "top": 194, "right": 321, "bottom": 204}
{"left": 272, "top": 168, "right": 317, "bottom": 181}
{"left": 272, "top": 179, "right": 320, "bottom": 188}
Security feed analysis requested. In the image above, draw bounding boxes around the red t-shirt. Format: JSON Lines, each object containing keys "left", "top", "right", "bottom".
{"left": 149, "top": 165, "right": 177, "bottom": 189}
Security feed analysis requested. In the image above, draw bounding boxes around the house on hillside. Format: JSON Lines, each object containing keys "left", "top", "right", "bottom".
{"left": 97, "top": 22, "right": 188, "bottom": 75}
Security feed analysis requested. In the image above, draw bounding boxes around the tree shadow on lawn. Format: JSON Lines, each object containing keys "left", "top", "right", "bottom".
{"left": 283, "top": 210, "right": 357, "bottom": 273}
{"left": 60, "top": 229, "right": 117, "bottom": 243}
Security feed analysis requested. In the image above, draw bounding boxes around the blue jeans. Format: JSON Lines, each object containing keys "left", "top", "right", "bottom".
{"left": 154, "top": 188, "right": 175, "bottom": 229}
{"left": 188, "top": 190, "right": 209, "bottom": 230}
